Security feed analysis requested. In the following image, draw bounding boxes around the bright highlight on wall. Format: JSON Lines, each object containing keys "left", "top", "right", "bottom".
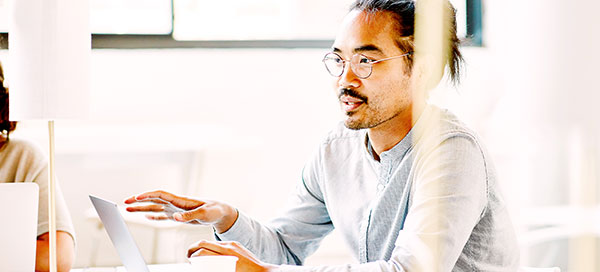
{"left": 172, "top": 0, "right": 349, "bottom": 40}
{"left": 90, "top": 0, "right": 172, "bottom": 35}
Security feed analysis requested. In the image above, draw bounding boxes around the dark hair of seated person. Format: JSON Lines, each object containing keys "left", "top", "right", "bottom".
{"left": 0, "top": 61, "right": 18, "bottom": 147}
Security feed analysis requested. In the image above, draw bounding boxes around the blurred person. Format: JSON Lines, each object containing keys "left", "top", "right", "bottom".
{"left": 0, "top": 61, "right": 76, "bottom": 272}
{"left": 125, "top": 0, "right": 519, "bottom": 271}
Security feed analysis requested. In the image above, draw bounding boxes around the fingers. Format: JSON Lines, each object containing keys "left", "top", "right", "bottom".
{"left": 172, "top": 211, "right": 205, "bottom": 225}
{"left": 187, "top": 240, "right": 239, "bottom": 258}
{"left": 123, "top": 191, "right": 233, "bottom": 228}
{"left": 124, "top": 190, "right": 177, "bottom": 204}
{"left": 189, "top": 247, "right": 221, "bottom": 258}
{"left": 145, "top": 214, "right": 169, "bottom": 221}
{"left": 186, "top": 240, "right": 271, "bottom": 272}
{"left": 125, "top": 204, "right": 165, "bottom": 213}
{"left": 124, "top": 190, "right": 204, "bottom": 210}
{"left": 190, "top": 248, "right": 220, "bottom": 257}
{"left": 173, "top": 207, "right": 208, "bottom": 223}
{"left": 123, "top": 195, "right": 137, "bottom": 204}
{"left": 188, "top": 241, "right": 204, "bottom": 258}
{"left": 173, "top": 212, "right": 185, "bottom": 222}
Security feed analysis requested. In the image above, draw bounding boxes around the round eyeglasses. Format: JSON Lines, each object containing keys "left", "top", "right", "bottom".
{"left": 322, "top": 52, "right": 412, "bottom": 79}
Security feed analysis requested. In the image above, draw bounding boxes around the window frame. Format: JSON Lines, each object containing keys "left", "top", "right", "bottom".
{"left": 0, "top": 0, "right": 482, "bottom": 49}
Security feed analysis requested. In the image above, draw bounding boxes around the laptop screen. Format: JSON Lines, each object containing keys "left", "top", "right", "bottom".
{"left": 89, "top": 195, "right": 150, "bottom": 272}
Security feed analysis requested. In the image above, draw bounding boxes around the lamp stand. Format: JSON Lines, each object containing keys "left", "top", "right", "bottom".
{"left": 48, "top": 120, "right": 57, "bottom": 272}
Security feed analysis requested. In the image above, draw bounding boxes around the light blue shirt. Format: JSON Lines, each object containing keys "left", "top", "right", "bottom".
{"left": 217, "top": 105, "right": 519, "bottom": 271}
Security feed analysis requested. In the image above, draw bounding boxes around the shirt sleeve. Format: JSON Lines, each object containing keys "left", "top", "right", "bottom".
{"left": 216, "top": 148, "right": 334, "bottom": 265}
{"left": 36, "top": 174, "right": 77, "bottom": 242}
{"left": 261, "top": 134, "right": 489, "bottom": 272}
{"left": 24, "top": 141, "right": 77, "bottom": 243}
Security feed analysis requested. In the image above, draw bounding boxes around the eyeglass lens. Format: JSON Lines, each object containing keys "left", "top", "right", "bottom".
{"left": 322, "top": 53, "right": 372, "bottom": 79}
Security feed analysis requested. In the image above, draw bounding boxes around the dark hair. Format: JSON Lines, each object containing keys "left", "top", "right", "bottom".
{"left": 350, "top": 0, "right": 463, "bottom": 84}
{"left": 0, "top": 61, "right": 17, "bottom": 139}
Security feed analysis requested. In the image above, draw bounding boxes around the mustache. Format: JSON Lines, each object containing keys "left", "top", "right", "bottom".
{"left": 338, "top": 88, "right": 368, "bottom": 103}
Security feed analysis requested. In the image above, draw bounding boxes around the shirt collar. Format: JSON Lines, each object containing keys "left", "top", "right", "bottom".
{"left": 363, "top": 104, "right": 434, "bottom": 162}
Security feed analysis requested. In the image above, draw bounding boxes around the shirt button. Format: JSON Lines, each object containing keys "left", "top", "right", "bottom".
{"left": 377, "top": 183, "right": 385, "bottom": 191}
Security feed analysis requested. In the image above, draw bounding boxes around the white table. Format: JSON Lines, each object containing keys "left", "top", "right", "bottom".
{"left": 71, "top": 263, "right": 194, "bottom": 272}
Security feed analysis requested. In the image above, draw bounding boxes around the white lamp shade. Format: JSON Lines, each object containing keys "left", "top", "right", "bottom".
{"left": 8, "top": 0, "right": 90, "bottom": 120}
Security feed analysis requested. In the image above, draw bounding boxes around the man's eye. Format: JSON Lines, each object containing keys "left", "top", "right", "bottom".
{"left": 359, "top": 57, "right": 373, "bottom": 64}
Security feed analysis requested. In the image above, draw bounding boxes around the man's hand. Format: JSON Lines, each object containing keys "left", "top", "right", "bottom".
{"left": 188, "top": 240, "right": 277, "bottom": 272}
{"left": 124, "top": 190, "right": 238, "bottom": 233}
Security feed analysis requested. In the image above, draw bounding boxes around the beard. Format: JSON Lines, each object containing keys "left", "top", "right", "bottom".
{"left": 344, "top": 112, "right": 383, "bottom": 130}
{"left": 344, "top": 111, "right": 370, "bottom": 130}
{"left": 338, "top": 87, "right": 407, "bottom": 130}
{"left": 343, "top": 104, "right": 405, "bottom": 130}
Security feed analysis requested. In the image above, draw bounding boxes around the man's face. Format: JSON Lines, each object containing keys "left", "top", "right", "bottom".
{"left": 331, "top": 10, "right": 414, "bottom": 130}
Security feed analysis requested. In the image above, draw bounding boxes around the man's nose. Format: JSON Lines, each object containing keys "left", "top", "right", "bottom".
{"left": 338, "top": 63, "right": 361, "bottom": 89}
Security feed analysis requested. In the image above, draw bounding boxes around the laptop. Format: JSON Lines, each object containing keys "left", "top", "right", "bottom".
{"left": 89, "top": 195, "right": 192, "bottom": 272}
{"left": 0, "top": 183, "right": 39, "bottom": 272}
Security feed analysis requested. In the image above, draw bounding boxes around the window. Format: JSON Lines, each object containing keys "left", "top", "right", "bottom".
{"left": 172, "top": 0, "right": 348, "bottom": 41}
{"left": 90, "top": 0, "right": 172, "bottom": 35}
{"left": 0, "top": 0, "right": 8, "bottom": 32}
{"left": 0, "top": 0, "right": 482, "bottom": 49}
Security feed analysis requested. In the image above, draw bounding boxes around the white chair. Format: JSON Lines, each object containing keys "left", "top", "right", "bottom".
{"left": 517, "top": 205, "right": 600, "bottom": 271}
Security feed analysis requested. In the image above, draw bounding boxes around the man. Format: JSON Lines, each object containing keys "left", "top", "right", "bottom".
{"left": 0, "top": 61, "right": 76, "bottom": 272}
{"left": 126, "top": 0, "right": 519, "bottom": 271}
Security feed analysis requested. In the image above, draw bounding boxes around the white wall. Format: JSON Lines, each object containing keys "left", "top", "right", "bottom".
{"left": 471, "top": 1, "right": 600, "bottom": 270}
{"left": 2, "top": 48, "right": 351, "bottom": 267}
